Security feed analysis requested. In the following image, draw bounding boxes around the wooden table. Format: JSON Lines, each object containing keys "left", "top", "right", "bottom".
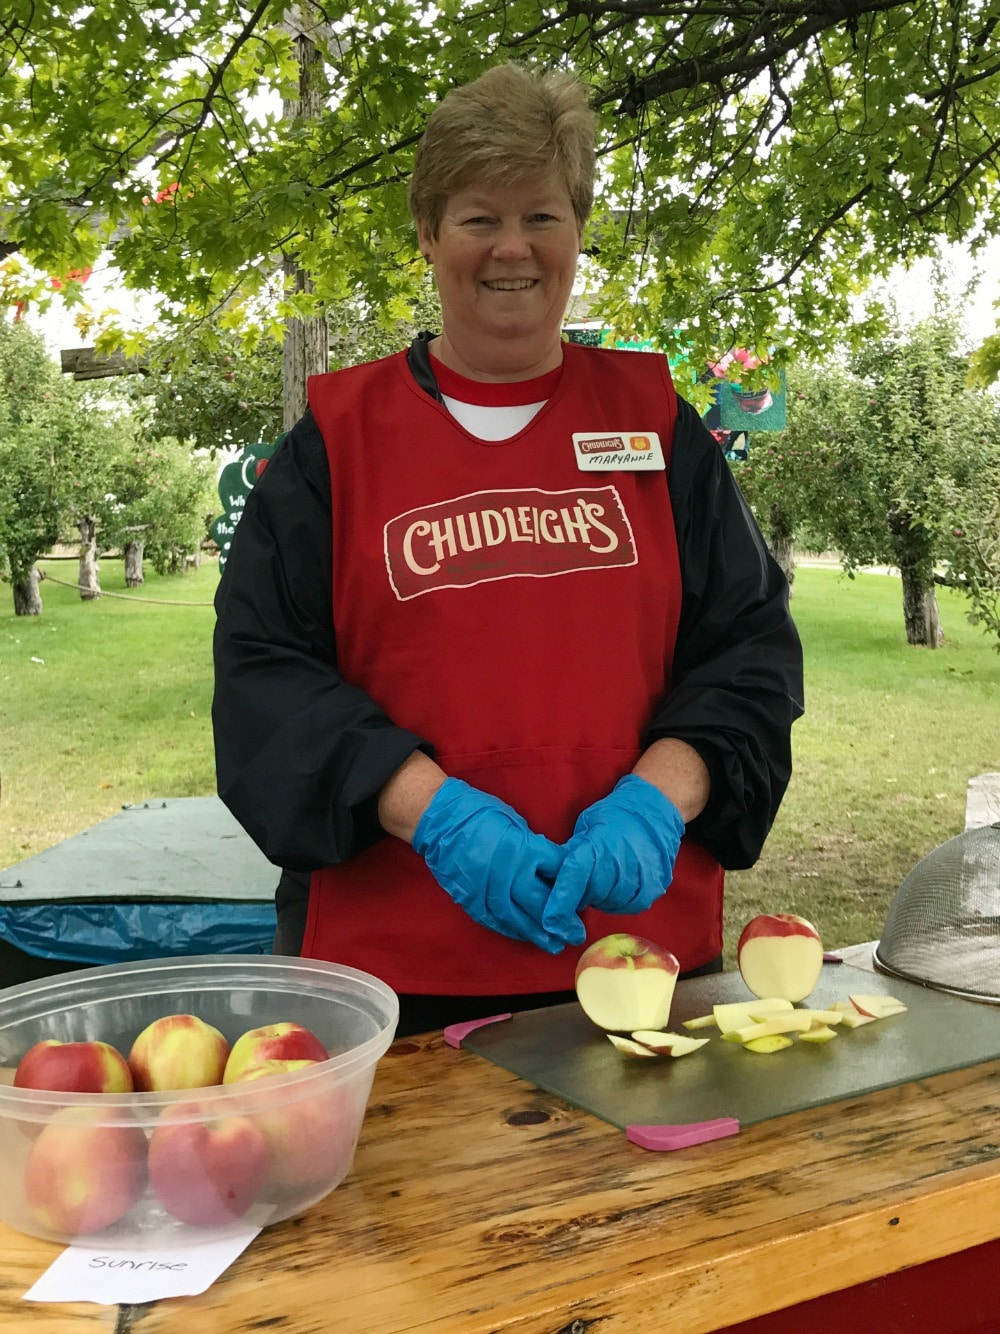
{"left": 2, "top": 1021, "right": 1000, "bottom": 1333}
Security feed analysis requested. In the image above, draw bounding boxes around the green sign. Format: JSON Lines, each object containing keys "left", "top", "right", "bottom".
{"left": 211, "top": 437, "right": 284, "bottom": 570}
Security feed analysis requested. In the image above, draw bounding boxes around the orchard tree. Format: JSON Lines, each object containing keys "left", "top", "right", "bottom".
{"left": 731, "top": 362, "right": 875, "bottom": 587}
{"left": 103, "top": 438, "right": 216, "bottom": 578}
{"left": 1, "top": 0, "right": 998, "bottom": 380}
{"left": 0, "top": 320, "right": 73, "bottom": 613}
{"left": 849, "top": 314, "right": 1000, "bottom": 646}
{"left": 737, "top": 313, "right": 1000, "bottom": 647}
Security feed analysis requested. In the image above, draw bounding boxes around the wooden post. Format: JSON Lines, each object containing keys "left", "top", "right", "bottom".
{"left": 282, "top": 7, "right": 329, "bottom": 431}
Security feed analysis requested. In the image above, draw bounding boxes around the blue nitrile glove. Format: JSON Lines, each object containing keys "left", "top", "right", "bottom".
{"left": 412, "top": 778, "right": 584, "bottom": 953}
{"left": 542, "top": 775, "right": 685, "bottom": 934}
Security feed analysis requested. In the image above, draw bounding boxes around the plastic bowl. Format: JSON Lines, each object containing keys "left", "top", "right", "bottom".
{"left": 0, "top": 954, "right": 398, "bottom": 1247}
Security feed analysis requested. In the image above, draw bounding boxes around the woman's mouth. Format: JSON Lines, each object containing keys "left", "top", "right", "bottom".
{"left": 482, "top": 278, "right": 538, "bottom": 291}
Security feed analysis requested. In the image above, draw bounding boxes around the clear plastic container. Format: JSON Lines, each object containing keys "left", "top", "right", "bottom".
{"left": 0, "top": 954, "right": 399, "bottom": 1247}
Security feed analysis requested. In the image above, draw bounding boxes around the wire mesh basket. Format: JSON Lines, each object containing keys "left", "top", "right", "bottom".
{"left": 874, "top": 823, "right": 1000, "bottom": 1004}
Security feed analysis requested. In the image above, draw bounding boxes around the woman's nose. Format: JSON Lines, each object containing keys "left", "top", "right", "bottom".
{"left": 491, "top": 222, "right": 532, "bottom": 260}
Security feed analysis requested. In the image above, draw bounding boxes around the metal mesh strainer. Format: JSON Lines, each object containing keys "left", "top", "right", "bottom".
{"left": 873, "top": 823, "right": 1000, "bottom": 1004}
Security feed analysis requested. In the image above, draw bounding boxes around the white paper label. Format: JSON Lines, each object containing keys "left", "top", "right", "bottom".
{"left": 23, "top": 1223, "right": 263, "bottom": 1305}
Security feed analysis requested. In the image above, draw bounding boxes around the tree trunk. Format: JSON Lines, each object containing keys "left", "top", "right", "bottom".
{"left": 889, "top": 508, "right": 943, "bottom": 647}
{"left": 282, "top": 15, "right": 328, "bottom": 431}
{"left": 12, "top": 565, "right": 43, "bottom": 616}
{"left": 124, "top": 539, "right": 145, "bottom": 586}
{"left": 899, "top": 566, "right": 943, "bottom": 647}
{"left": 767, "top": 502, "right": 796, "bottom": 596}
{"left": 77, "top": 517, "right": 101, "bottom": 600}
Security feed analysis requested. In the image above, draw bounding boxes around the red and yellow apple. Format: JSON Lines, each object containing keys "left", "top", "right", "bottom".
{"left": 147, "top": 1100, "right": 271, "bottom": 1226}
{"left": 128, "top": 1014, "right": 230, "bottom": 1092}
{"left": 222, "top": 1022, "right": 328, "bottom": 1085}
{"left": 23, "top": 1107, "right": 148, "bottom": 1236}
{"left": 737, "top": 913, "right": 824, "bottom": 1003}
{"left": 232, "top": 1061, "right": 357, "bottom": 1194}
{"left": 575, "top": 933, "right": 680, "bottom": 1033}
{"left": 14, "top": 1039, "right": 134, "bottom": 1094}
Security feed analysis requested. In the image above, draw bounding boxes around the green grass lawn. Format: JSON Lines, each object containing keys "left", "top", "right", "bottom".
{"left": 1, "top": 557, "right": 219, "bottom": 868}
{"left": 724, "top": 567, "right": 1000, "bottom": 961}
{"left": 2, "top": 558, "right": 998, "bottom": 959}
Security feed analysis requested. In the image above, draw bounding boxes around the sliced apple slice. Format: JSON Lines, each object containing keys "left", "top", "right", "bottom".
{"left": 630, "top": 1031, "right": 710, "bottom": 1057}
{"left": 799, "top": 1025, "right": 838, "bottom": 1043}
{"left": 743, "top": 1035, "right": 794, "bottom": 1054}
{"left": 828, "top": 1002, "right": 877, "bottom": 1029}
{"left": 849, "top": 995, "right": 908, "bottom": 1019}
{"left": 790, "top": 1009, "right": 846, "bottom": 1026}
{"left": 725, "top": 1014, "right": 816, "bottom": 1044}
{"left": 682, "top": 1013, "right": 719, "bottom": 1031}
{"left": 713, "top": 998, "right": 792, "bottom": 1034}
{"left": 607, "top": 1034, "right": 660, "bottom": 1057}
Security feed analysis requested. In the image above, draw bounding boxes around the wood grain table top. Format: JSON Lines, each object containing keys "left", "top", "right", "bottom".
{"left": 2, "top": 1028, "right": 999, "bottom": 1333}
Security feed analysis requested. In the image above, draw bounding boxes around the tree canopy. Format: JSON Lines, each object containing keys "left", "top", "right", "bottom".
{"left": 2, "top": 0, "right": 999, "bottom": 370}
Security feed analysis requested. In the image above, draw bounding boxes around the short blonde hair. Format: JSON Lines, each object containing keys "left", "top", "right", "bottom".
{"left": 408, "top": 64, "right": 597, "bottom": 239}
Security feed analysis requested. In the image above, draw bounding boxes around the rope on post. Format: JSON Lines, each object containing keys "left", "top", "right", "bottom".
{"left": 38, "top": 570, "right": 215, "bottom": 607}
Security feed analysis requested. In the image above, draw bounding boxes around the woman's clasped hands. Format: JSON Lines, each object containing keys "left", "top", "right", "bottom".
{"left": 411, "top": 775, "right": 686, "bottom": 954}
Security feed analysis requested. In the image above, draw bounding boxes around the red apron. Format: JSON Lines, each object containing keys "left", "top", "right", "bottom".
{"left": 302, "top": 341, "right": 724, "bottom": 992}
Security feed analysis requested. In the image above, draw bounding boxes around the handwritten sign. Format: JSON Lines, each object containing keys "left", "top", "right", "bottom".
{"left": 23, "top": 1222, "right": 263, "bottom": 1304}
{"left": 210, "top": 436, "right": 284, "bottom": 570}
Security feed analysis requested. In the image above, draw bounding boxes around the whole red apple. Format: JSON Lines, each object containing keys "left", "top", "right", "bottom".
{"left": 128, "top": 1014, "right": 230, "bottom": 1091}
{"left": 23, "top": 1107, "right": 148, "bottom": 1236}
{"left": 14, "top": 1039, "right": 134, "bottom": 1094}
{"left": 233, "top": 1061, "right": 358, "bottom": 1194}
{"left": 737, "top": 913, "right": 824, "bottom": 1002}
{"left": 575, "top": 932, "right": 680, "bottom": 1033}
{"left": 147, "top": 1100, "right": 271, "bottom": 1226}
{"left": 223, "top": 1022, "right": 328, "bottom": 1084}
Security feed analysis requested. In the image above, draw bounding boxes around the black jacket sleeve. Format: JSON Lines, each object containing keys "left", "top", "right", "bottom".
{"left": 211, "top": 410, "right": 430, "bottom": 872}
{"left": 646, "top": 397, "right": 805, "bottom": 869}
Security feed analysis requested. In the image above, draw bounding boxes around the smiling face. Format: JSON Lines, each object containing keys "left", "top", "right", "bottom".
{"left": 418, "top": 173, "right": 581, "bottom": 382}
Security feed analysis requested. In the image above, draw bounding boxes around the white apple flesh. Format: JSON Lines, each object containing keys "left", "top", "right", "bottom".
{"left": 575, "top": 933, "right": 680, "bottom": 1032}
{"left": 629, "top": 1031, "right": 710, "bottom": 1057}
{"left": 849, "top": 995, "right": 908, "bottom": 1019}
{"left": 737, "top": 914, "right": 824, "bottom": 1003}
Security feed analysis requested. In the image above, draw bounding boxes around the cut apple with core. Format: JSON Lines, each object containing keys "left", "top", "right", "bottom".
{"left": 575, "top": 933, "right": 680, "bottom": 1033}
{"left": 737, "top": 914, "right": 824, "bottom": 1003}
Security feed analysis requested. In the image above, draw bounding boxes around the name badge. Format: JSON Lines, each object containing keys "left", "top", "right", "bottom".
{"left": 572, "top": 431, "right": 665, "bottom": 472}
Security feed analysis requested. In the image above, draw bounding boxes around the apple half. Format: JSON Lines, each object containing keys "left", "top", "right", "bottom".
{"left": 575, "top": 933, "right": 680, "bottom": 1032}
{"left": 737, "top": 913, "right": 824, "bottom": 1003}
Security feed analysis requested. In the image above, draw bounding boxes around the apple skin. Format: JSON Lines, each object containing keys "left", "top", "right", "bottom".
{"left": 14, "top": 1039, "right": 134, "bottom": 1094}
{"left": 737, "top": 913, "right": 824, "bottom": 1003}
{"left": 222, "top": 1022, "right": 329, "bottom": 1085}
{"left": 575, "top": 932, "right": 681, "bottom": 1033}
{"left": 147, "top": 1101, "right": 271, "bottom": 1226}
{"left": 128, "top": 1014, "right": 231, "bottom": 1092}
{"left": 23, "top": 1108, "right": 148, "bottom": 1236}
{"left": 233, "top": 1061, "right": 358, "bottom": 1194}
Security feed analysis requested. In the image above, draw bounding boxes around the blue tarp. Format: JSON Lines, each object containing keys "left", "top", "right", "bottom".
{"left": 0, "top": 900, "right": 276, "bottom": 964}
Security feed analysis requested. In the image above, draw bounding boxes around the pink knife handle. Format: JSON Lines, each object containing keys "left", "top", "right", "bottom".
{"left": 626, "top": 1118, "right": 740, "bottom": 1151}
{"left": 443, "top": 1013, "right": 513, "bottom": 1049}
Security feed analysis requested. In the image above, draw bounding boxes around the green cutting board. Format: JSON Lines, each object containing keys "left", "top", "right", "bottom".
{"left": 461, "top": 964, "right": 1000, "bottom": 1130}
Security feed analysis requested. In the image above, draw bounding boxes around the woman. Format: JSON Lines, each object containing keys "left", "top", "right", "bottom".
{"left": 212, "top": 64, "right": 804, "bottom": 1036}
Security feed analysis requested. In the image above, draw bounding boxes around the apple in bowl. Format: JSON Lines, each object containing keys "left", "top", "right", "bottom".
{"left": 24, "top": 1107, "right": 148, "bottom": 1236}
{"left": 128, "top": 1014, "right": 230, "bottom": 1092}
{"left": 14, "top": 1039, "right": 134, "bottom": 1094}
{"left": 147, "top": 1100, "right": 271, "bottom": 1226}
{"left": 223, "top": 1022, "right": 329, "bottom": 1085}
{"left": 737, "top": 914, "right": 824, "bottom": 1003}
{"left": 575, "top": 933, "right": 680, "bottom": 1032}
